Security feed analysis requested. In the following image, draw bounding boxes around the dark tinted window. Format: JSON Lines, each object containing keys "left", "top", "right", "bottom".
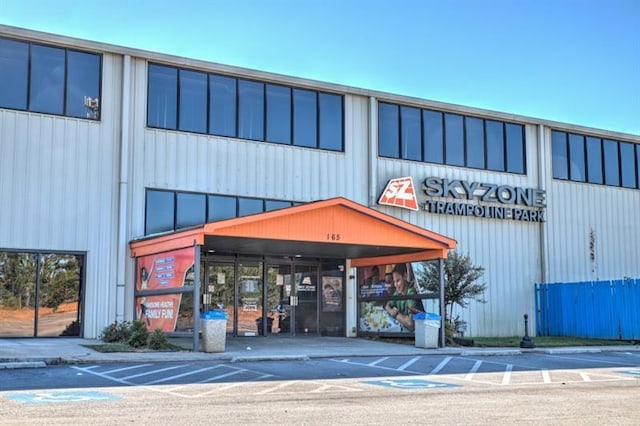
{"left": 603, "top": 139, "right": 620, "bottom": 186}
{"left": 400, "top": 106, "right": 421, "bottom": 161}
{"left": 465, "top": 117, "right": 484, "bottom": 169}
{"left": 568, "top": 133, "right": 585, "bottom": 182}
{"left": 66, "top": 50, "right": 101, "bottom": 119}
{"left": 178, "top": 70, "right": 207, "bottom": 133}
{"left": 207, "top": 195, "right": 236, "bottom": 221}
{"left": 176, "top": 192, "right": 206, "bottom": 229}
{"left": 238, "top": 198, "right": 264, "bottom": 216}
{"left": 486, "top": 120, "right": 504, "bottom": 171}
{"left": 444, "top": 113, "right": 464, "bottom": 166}
{"left": 266, "top": 84, "right": 291, "bottom": 144}
{"left": 423, "top": 109, "right": 443, "bottom": 163}
{"left": 505, "top": 123, "right": 525, "bottom": 174}
{"left": 318, "top": 93, "right": 343, "bottom": 151}
{"left": 293, "top": 88, "right": 317, "bottom": 148}
{"left": 209, "top": 74, "right": 236, "bottom": 137}
{"left": 585, "top": 137, "right": 603, "bottom": 184}
{"left": 147, "top": 64, "right": 177, "bottom": 129}
{"left": 378, "top": 102, "right": 399, "bottom": 157}
{"left": 0, "top": 38, "right": 28, "bottom": 109}
{"left": 265, "top": 200, "right": 292, "bottom": 211}
{"left": 29, "top": 44, "right": 65, "bottom": 115}
{"left": 551, "top": 131, "right": 568, "bottom": 179}
{"left": 620, "top": 142, "right": 637, "bottom": 188}
{"left": 238, "top": 79, "right": 264, "bottom": 141}
{"left": 145, "top": 190, "right": 175, "bottom": 235}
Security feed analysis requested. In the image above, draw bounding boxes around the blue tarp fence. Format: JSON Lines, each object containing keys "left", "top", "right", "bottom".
{"left": 535, "top": 278, "right": 640, "bottom": 340}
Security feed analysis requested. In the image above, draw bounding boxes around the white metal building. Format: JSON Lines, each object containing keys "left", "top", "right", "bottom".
{"left": 1, "top": 25, "right": 638, "bottom": 340}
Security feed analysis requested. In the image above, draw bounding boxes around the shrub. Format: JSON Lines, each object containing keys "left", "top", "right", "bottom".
{"left": 101, "top": 321, "right": 132, "bottom": 343}
{"left": 127, "top": 319, "right": 149, "bottom": 348}
{"left": 147, "top": 329, "right": 169, "bottom": 350}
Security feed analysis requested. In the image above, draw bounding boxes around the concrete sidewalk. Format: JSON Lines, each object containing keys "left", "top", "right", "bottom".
{"left": 1, "top": 336, "right": 638, "bottom": 369}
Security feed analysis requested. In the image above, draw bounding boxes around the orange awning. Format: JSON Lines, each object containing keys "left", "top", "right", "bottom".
{"left": 130, "top": 197, "right": 456, "bottom": 264}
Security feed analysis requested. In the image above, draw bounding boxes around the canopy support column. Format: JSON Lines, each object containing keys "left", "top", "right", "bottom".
{"left": 193, "top": 245, "right": 201, "bottom": 352}
{"left": 439, "top": 257, "right": 446, "bottom": 348}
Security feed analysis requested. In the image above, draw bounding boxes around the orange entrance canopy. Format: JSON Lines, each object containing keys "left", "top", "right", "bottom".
{"left": 130, "top": 197, "right": 456, "bottom": 265}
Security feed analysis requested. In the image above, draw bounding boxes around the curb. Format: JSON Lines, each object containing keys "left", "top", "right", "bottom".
{"left": 231, "top": 354, "right": 310, "bottom": 363}
{"left": 0, "top": 361, "right": 47, "bottom": 370}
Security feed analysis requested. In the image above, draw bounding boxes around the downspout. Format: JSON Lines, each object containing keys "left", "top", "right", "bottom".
{"left": 368, "top": 96, "right": 378, "bottom": 206}
{"left": 116, "top": 54, "right": 132, "bottom": 322}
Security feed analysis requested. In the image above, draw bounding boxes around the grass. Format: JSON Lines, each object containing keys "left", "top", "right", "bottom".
{"left": 471, "top": 336, "right": 635, "bottom": 348}
{"left": 83, "top": 342, "right": 187, "bottom": 353}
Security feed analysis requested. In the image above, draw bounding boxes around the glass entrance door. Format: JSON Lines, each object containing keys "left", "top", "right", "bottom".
{"left": 294, "top": 264, "right": 319, "bottom": 335}
{"left": 206, "top": 263, "right": 235, "bottom": 334}
{"left": 264, "top": 264, "right": 292, "bottom": 336}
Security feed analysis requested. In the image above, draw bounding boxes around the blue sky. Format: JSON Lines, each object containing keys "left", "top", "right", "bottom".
{"left": 2, "top": 0, "right": 638, "bottom": 135}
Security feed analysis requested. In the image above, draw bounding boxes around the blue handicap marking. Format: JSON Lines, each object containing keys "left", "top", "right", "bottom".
{"left": 619, "top": 370, "right": 640, "bottom": 377}
{"left": 363, "top": 378, "right": 457, "bottom": 390}
{"left": 6, "top": 391, "right": 120, "bottom": 404}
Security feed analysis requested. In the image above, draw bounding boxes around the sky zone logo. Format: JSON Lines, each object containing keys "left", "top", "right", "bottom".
{"left": 378, "top": 177, "right": 419, "bottom": 211}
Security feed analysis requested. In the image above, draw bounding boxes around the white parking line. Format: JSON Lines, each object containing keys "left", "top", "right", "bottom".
{"left": 429, "top": 356, "right": 452, "bottom": 375}
{"left": 465, "top": 360, "right": 482, "bottom": 380}
{"left": 541, "top": 369, "right": 551, "bottom": 383}
{"left": 502, "top": 364, "right": 513, "bottom": 385}
{"left": 397, "top": 357, "right": 421, "bottom": 371}
{"left": 580, "top": 372, "right": 591, "bottom": 382}
{"left": 255, "top": 380, "right": 299, "bottom": 395}
{"left": 144, "top": 366, "right": 220, "bottom": 385}
{"left": 121, "top": 365, "right": 186, "bottom": 380}
{"left": 368, "top": 357, "right": 389, "bottom": 366}
{"left": 102, "top": 364, "right": 153, "bottom": 375}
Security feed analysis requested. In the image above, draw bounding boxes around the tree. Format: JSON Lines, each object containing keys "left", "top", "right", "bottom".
{"left": 416, "top": 250, "right": 487, "bottom": 329}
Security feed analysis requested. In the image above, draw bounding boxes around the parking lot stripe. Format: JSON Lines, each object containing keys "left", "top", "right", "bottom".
{"left": 121, "top": 364, "right": 186, "bottom": 380}
{"left": 144, "top": 366, "right": 220, "bottom": 385}
{"left": 102, "top": 364, "right": 152, "bottom": 375}
{"left": 465, "top": 360, "right": 482, "bottom": 380}
{"left": 502, "top": 364, "right": 513, "bottom": 385}
{"left": 429, "top": 356, "right": 452, "bottom": 375}
{"left": 368, "top": 357, "right": 389, "bottom": 366}
{"left": 542, "top": 369, "right": 551, "bottom": 383}
{"left": 196, "top": 368, "right": 246, "bottom": 384}
{"left": 255, "top": 380, "right": 300, "bottom": 395}
{"left": 397, "top": 356, "right": 421, "bottom": 371}
{"left": 580, "top": 372, "right": 591, "bottom": 382}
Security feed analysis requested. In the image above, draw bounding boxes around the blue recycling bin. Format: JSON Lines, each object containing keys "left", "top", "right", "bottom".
{"left": 201, "top": 310, "right": 228, "bottom": 353}
{"left": 414, "top": 312, "right": 441, "bottom": 348}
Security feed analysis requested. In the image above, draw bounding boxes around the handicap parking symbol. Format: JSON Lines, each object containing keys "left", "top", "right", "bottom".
{"left": 619, "top": 370, "right": 640, "bottom": 377}
{"left": 363, "top": 378, "right": 456, "bottom": 390}
{"left": 5, "top": 391, "right": 120, "bottom": 404}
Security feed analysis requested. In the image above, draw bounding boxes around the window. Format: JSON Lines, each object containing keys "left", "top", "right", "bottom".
{"left": 178, "top": 69, "right": 207, "bottom": 133}
{"left": 506, "top": 123, "right": 525, "bottom": 174}
{"left": 444, "top": 113, "right": 464, "bottom": 166}
{"left": 568, "top": 133, "right": 585, "bottom": 182}
{"left": 486, "top": 120, "right": 505, "bottom": 172}
{"left": 293, "top": 88, "right": 317, "bottom": 148}
{"left": 238, "top": 197, "right": 264, "bottom": 216}
{"left": 620, "top": 142, "right": 637, "bottom": 189}
{"left": 29, "top": 44, "right": 65, "bottom": 115}
{"left": 637, "top": 145, "right": 640, "bottom": 189}
{"left": 238, "top": 80, "right": 264, "bottom": 141}
{"left": 583, "top": 137, "right": 603, "bottom": 184}
{"left": 145, "top": 190, "right": 175, "bottom": 235}
{"left": 423, "top": 110, "right": 443, "bottom": 164}
{"left": 147, "top": 64, "right": 177, "bottom": 129}
{"left": 176, "top": 193, "right": 206, "bottom": 229}
{"left": 0, "top": 38, "right": 28, "bottom": 110}
{"left": 66, "top": 50, "right": 101, "bottom": 119}
{"left": 318, "top": 93, "right": 343, "bottom": 151}
{"left": 265, "top": 200, "right": 292, "bottom": 211}
{"left": 400, "top": 106, "right": 421, "bottom": 161}
{"left": 209, "top": 74, "right": 236, "bottom": 137}
{"left": 465, "top": 116, "right": 485, "bottom": 169}
{"left": 551, "top": 131, "right": 568, "bottom": 179}
{"left": 378, "top": 102, "right": 399, "bottom": 158}
{"left": 266, "top": 84, "right": 291, "bottom": 144}
{"left": 603, "top": 139, "right": 620, "bottom": 186}
{"left": 207, "top": 195, "right": 236, "bottom": 221}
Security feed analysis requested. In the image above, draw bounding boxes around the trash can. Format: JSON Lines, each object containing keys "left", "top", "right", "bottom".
{"left": 201, "top": 310, "right": 228, "bottom": 353}
{"left": 414, "top": 312, "right": 441, "bottom": 349}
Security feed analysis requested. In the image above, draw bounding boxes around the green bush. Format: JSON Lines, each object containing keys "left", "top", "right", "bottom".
{"left": 147, "top": 329, "right": 169, "bottom": 350}
{"left": 127, "top": 319, "right": 149, "bottom": 348}
{"left": 100, "top": 321, "right": 132, "bottom": 343}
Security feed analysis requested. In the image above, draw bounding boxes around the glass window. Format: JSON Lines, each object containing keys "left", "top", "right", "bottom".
{"left": 506, "top": 123, "right": 525, "bottom": 174}
{"left": 318, "top": 92, "right": 343, "bottom": 151}
{"left": 147, "top": 64, "right": 177, "bottom": 129}
{"left": 486, "top": 120, "right": 504, "bottom": 171}
{"left": 29, "top": 44, "right": 65, "bottom": 115}
{"left": 238, "top": 198, "right": 264, "bottom": 216}
{"left": 603, "top": 139, "right": 620, "bottom": 186}
{"left": 265, "top": 200, "right": 292, "bottom": 211}
{"left": 266, "top": 84, "right": 291, "bottom": 144}
{"left": 620, "top": 142, "right": 637, "bottom": 189}
{"left": 238, "top": 79, "right": 264, "bottom": 141}
{"left": 637, "top": 144, "right": 640, "bottom": 189}
{"left": 465, "top": 117, "right": 484, "bottom": 169}
{"left": 378, "top": 102, "right": 399, "bottom": 158}
{"left": 586, "top": 137, "right": 603, "bottom": 184}
{"left": 551, "top": 130, "right": 568, "bottom": 179}
{"left": 0, "top": 38, "right": 28, "bottom": 110}
{"left": 145, "top": 190, "right": 175, "bottom": 235}
{"left": 207, "top": 195, "right": 236, "bottom": 221}
{"left": 400, "top": 106, "right": 421, "bottom": 161}
{"left": 423, "top": 109, "right": 443, "bottom": 164}
{"left": 568, "top": 133, "right": 585, "bottom": 182}
{"left": 209, "top": 74, "right": 236, "bottom": 137}
{"left": 178, "top": 69, "right": 207, "bottom": 133}
{"left": 293, "top": 88, "right": 317, "bottom": 148}
{"left": 66, "top": 50, "right": 101, "bottom": 119}
{"left": 444, "top": 113, "right": 464, "bottom": 166}
{"left": 176, "top": 192, "right": 206, "bottom": 229}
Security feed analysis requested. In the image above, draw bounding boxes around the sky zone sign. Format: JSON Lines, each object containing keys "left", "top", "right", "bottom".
{"left": 379, "top": 176, "right": 546, "bottom": 222}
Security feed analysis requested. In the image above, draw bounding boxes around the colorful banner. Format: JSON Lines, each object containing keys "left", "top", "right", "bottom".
{"left": 135, "top": 247, "right": 194, "bottom": 332}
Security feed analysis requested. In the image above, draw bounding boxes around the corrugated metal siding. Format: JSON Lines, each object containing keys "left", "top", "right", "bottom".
{"left": 0, "top": 53, "right": 123, "bottom": 338}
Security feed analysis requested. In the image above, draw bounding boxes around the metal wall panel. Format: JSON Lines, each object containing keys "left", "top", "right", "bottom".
{"left": 0, "top": 53, "right": 123, "bottom": 338}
